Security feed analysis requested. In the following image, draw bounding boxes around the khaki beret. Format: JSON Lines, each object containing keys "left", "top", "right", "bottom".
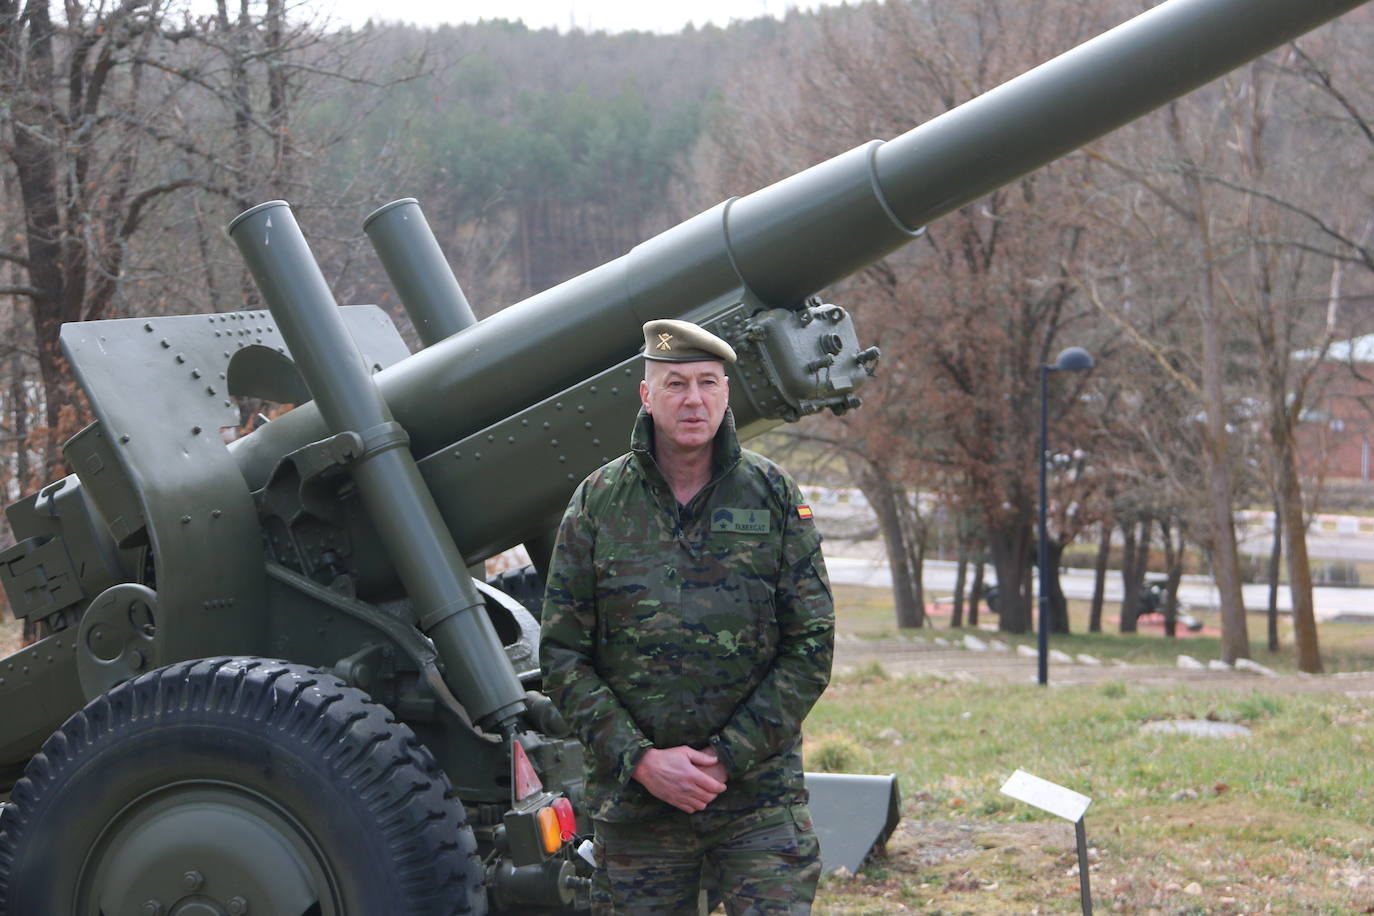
{"left": 642, "top": 319, "right": 737, "bottom": 364}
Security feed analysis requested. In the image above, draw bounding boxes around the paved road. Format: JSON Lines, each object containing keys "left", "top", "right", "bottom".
{"left": 807, "top": 487, "right": 1374, "bottom": 564}
{"left": 823, "top": 541, "right": 1374, "bottom": 623}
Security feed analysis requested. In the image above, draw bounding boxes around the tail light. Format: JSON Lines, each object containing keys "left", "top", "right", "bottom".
{"left": 552, "top": 796, "right": 576, "bottom": 842}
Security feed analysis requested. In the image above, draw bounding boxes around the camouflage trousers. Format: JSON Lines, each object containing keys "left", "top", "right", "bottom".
{"left": 591, "top": 803, "right": 821, "bottom": 915}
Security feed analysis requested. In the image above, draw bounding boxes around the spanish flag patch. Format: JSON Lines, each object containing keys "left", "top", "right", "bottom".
{"left": 797, "top": 505, "right": 813, "bottom": 519}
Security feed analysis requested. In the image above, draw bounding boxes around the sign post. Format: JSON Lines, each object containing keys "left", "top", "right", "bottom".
{"left": 1000, "top": 769, "right": 1094, "bottom": 914}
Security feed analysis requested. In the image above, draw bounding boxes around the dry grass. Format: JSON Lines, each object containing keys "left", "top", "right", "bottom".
{"left": 807, "top": 664, "right": 1374, "bottom": 914}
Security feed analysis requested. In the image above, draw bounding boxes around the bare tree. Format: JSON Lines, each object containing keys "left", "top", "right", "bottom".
{"left": 694, "top": 0, "right": 1121, "bottom": 634}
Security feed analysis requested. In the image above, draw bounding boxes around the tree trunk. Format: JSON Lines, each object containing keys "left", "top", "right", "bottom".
{"left": 1165, "top": 105, "right": 1250, "bottom": 663}
{"left": 1118, "top": 518, "right": 1140, "bottom": 633}
{"left": 969, "top": 559, "right": 984, "bottom": 628}
{"left": 1266, "top": 502, "right": 1282, "bottom": 653}
{"left": 950, "top": 553, "right": 967, "bottom": 628}
{"left": 1158, "top": 518, "right": 1183, "bottom": 639}
{"left": 1089, "top": 521, "right": 1110, "bottom": 633}
{"left": 1203, "top": 460, "right": 1251, "bottom": 662}
{"left": 6, "top": 0, "right": 69, "bottom": 473}
{"left": 850, "top": 458, "right": 925, "bottom": 629}
{"left": 1276, "top": 428, "right": 1323, "bottom": 672}
{"left": 901, "top": 503, "right": 928, "bottom": 623}
{"left": 1189, "top": 182, "right": 1251, "bottom": 660}
{"left": 989, "top": 523, "right": 1032, "bottom": 634}
{"left": 1046, "top": 538, "right": 1070, "bottom": 634}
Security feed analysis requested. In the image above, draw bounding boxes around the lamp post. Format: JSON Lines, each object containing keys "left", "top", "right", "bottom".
{"left": 1038, "top": 346, "right": 1094, "bottom": 686}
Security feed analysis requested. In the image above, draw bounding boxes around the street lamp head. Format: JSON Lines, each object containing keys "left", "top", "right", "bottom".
{"left": 1052, "top": 346, "right": 1094, "bottom": 373}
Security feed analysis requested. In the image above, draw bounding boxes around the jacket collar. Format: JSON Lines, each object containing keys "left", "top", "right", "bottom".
{"left": 630, "top": 407, "right": 742, "bottom": 484}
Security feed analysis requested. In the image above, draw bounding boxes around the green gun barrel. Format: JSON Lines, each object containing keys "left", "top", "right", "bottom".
{"left": 364, "top": 198, "right": 478, "bottom": 346}
{"left": 228, "top": 201, "right": 526, "bottom": 729}
{"left": 228, "top": 0, "right": 1364, "bottom": 568}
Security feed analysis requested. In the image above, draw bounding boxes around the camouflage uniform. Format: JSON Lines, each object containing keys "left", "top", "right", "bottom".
{"left": 541, "top": 407, "right": 833, "bottom": 913}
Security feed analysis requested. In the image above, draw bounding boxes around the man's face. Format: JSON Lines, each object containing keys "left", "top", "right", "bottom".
{"left": 640, "top": 361, "right": 730, "bottom": 454}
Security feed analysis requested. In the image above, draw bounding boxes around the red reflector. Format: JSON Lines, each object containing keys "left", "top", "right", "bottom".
{"left": 552, "top": 796, "right": 576, "bottom": 841}
{"left": 512, "top": 739, "right": 543, "bottom": 801}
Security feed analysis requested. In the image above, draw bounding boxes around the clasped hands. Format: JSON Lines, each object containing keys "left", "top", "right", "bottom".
{"left": 631, "top": 745, "right": 727, "bottom": 813}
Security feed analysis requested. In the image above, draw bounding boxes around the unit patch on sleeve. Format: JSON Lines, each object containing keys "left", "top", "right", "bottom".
{"left": 796, "top": 505, "right": 814, "bottom": 520}
{"left": 710, "top": 507, "right": 771, "bottom": 534}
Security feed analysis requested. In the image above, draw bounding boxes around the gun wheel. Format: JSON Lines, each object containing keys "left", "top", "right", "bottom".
{"left": 0, "top": 657, "right": 486, "bottom": 916}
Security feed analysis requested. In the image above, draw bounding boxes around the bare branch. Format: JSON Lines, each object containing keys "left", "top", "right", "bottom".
{"left": 0, "top": 285, "right": 43, "bottom": 299}
{"left": 1069, "top": 264, "right": 1201, "bottom": 400}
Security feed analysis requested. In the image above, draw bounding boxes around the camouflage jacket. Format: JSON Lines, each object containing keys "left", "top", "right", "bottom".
{"left": 540, "top": 407, "right": 833, "bottom": 822}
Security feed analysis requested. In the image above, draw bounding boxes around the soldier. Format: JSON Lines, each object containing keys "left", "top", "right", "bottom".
{"left": 541, "top": 319, "right": 834, "bottom": 914}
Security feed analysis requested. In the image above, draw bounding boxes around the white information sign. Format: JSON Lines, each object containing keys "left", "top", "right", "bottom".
{"left": 999, "top": 769, "right": 1092, "bottom": 823}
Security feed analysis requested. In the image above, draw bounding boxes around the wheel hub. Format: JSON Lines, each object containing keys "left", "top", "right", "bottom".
{"left": 80, "top": 782, "right": 330, "bottom": 916}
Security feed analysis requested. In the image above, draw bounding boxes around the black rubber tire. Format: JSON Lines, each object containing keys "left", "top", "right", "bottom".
{"left": 0, "top": 657, "right": 486, "bottom": 916}
{"left": 487, "top": 565, "right": 547, "bottom": 619}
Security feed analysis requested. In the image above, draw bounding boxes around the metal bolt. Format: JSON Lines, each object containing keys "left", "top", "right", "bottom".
{"left": 183, "top": 870, "right": 204, "bottom": 891}
{"left": 227, "top": 896, "right": 249, "bottom": 914}
{"left": 142, "top": 901, "right": 163, "bottom": 916}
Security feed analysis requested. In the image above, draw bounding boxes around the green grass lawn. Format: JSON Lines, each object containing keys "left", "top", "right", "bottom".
{"left": 809, "top": 586, "right": 1374, "bottom": 913}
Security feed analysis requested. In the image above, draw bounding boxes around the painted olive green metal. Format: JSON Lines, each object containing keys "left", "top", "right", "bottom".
{"left": 804, "top": 773, "right": 902, "bottom": 875}
{"left": 228, "top": 201, "right": 526, "bottom": 730}
{"left": 364, "top": 197, "right": 478, "bottom": 346}
{"left": 0, "top": 0, "right": 1367, "bottom": 912}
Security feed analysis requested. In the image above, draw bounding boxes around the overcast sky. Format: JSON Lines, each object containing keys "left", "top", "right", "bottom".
{"left": 316, "top": 0, "right": 829, "bottom": 33}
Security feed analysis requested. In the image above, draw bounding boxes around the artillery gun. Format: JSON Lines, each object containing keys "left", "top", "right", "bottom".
{"left": 0, "top": 0, "right": 1364, "bottom": 912}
